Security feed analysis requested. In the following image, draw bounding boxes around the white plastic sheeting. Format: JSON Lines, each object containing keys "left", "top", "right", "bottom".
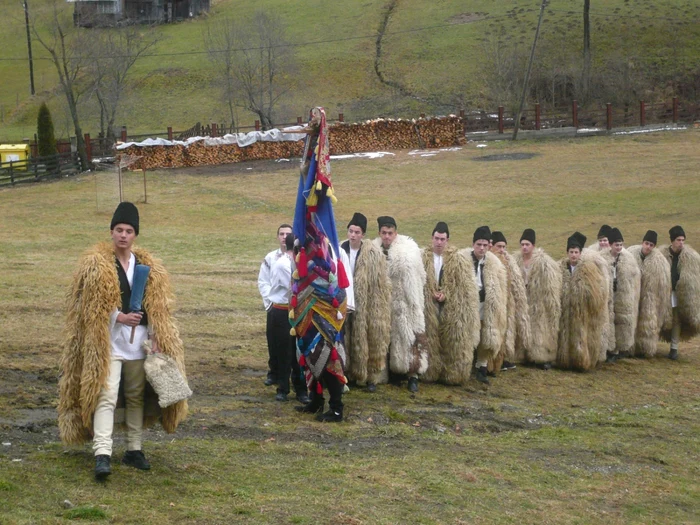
{"left": 115, "top": 127, "right": 307, "bottom": 150}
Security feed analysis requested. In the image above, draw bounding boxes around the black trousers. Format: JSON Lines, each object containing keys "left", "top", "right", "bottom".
{"left": 265, "top": 309, "right": 277, "bottom": 381}
{"left": 269, "top": 307, "right": 306, "bottom": 395}
{"left": 310, "top": 370, "right": 344, "bottom": 412}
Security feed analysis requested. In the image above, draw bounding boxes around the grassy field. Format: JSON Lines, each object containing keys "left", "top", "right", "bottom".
{"left": 1, "top": 0, "right": 699, "bottom": 140}
{"left": 1, "top": 131, "right": 700, "bottom": 524}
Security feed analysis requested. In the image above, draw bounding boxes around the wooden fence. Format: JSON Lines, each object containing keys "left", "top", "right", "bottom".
{"left": 0, "top": 152, "right": 81, "bottom": 187}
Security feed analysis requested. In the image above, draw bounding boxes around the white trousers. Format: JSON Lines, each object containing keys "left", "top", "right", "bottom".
{"left": 670, "top": 307, "right": 681, "bottom": 350}
{"left": 93, "top": 358, "right": 146, "bottom": 456}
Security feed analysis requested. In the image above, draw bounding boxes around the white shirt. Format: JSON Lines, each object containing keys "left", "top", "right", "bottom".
{"left": 110, "top": 253, "right": 149, "bottom": 361}
{"left": 433, "top": 253, "right": 443, "bottom": 283}
{"left": 349, "top": 247, "right": 359, "bottom": 275}
{"left": 258, "top": 248, "right": 284, "bottom": 310}
{"left": 268, "top": 252, "right": 293, "bottom": 306}
{"left": 338, "top": 248, "right": 355, "bottom": 312}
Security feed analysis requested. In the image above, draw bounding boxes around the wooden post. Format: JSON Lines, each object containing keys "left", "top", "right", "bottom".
{"left": 459, "top": 109, "right": 465, "bottom": 119}
{"left": 535, "top": 103, "right": 541, "bottom": 130}
{"left": 167, "top": 126, "right": 173, "bottom": 140}
{"left": 498, "top": 106, "right": 504, "bottom": 134}
{"left": 212, "top": 123, "right": 218, "bottom": 137}
{"left": 339, "top": 113, "right": 344, "bottom": 122}
{"left": 606, "top": 103, "right": 612, "bottom": 130}
{"left": 9, "top": 160, "right": 14, "bottom": 185}
{"left": 255, "top": 120, "right": 260, "bottom": 131}
{"left": 572, "top": 100, "right": 578, "bottom": 128}
{"left": 84, "top": 133, "right": 92, "bottom": 163}
{"left": 143, "top": 168, "right": 148, "bottom": 204}
{"left": 640, "top": 101, "right": 646, "bottom": 127}
{"left": 672, "top": 97, "right": 678, "bottom": 123}
{"left": 121, "top": 126, "right": 127, "bottom": 143}
{"left": 420, "top": 113, "right": 425, "bottom": 119}
{"left": 297, "top": 116, "right": 302, "bottom": 125}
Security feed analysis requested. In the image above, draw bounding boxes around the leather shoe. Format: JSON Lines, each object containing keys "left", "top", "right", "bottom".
{"left": 605, "top": 352, "right": 618, "bottom": 364}
{"left": 366, "top": 382, "right": 377, "bottom": 393}
{"left": 122, "top": 450, "right": 150, "bottom": 471}
{"left": 295, "top": 393, "right": 310, "bottom": 404}
{"left": 537, "top": 362, "right": 552, "bottom": 370}
{"left": 407, "top": 377, "right": 419, "bottom": 393}
{"left": 275, "top": 392, "right": 289, "bottom": 402}
{"left": 316, "top": 409, "right": 343, "bottom": 422}
{"left": 264, "top": 377, "right": 276, "bottom": 386}
{"left": 668, "top": 348, "right": 679, "bottom": 360}
{"left": 295, "top": 397, "right": 324, "bottom": 414}
{"left": 476, "top": 366, "right": 489, "bottom": 385}
{"left": 94, "top": 454, "right": 111, "bottom": 480}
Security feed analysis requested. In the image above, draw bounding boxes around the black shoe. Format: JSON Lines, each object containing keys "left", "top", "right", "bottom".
{"left": 295, "top": 392, "right": 310, "bottom": 404}
{"left": 316, "top": 409, "right": 343, "bottom": 423}
{"left": 295, "top": 397, "right": 324, "bottom": 414}
{"left": 606, "top": 352, "right": 618, "bottom": 364}
{"left": 122, "top": 450, "right": 150, "bottom": 471}
{"left": 275, "top": 392, "right": 289, "bottom": 402}
{"left": 407, "top": 377, "right": 419, "bottom": 393}
{"left": 500, "top": 361, "right": 517, "bottom": 371}
{"left": 94, "top": 454, "right": 111, "bottom": 480}
{"left": 264, "top": 376, "right": 276, "bottom": 386}
{"left": 476, "top": 366, "right": 489, "bottom": 384}
{"left": 366, "top": 383, "right": 377, "bottom": 393}
{"left": 537, "top": 362, "right": 552, "bottom": 371}
{"left": 669, "top": 348, "right": 679, "bottom": 361}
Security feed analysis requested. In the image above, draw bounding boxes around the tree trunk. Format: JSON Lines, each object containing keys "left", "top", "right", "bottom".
{"left": 582, "top": 0, "right": 591, "bottom": 100}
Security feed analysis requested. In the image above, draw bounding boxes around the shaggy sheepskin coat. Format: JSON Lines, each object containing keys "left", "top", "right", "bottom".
{"left": 344, "top": 239, "right": 392, "bottom": 384}
{"left": 458, "top": 249, "right": 508, "bottom": 363}
{"left": 58, "top": 242, "right": 187, "bottom": 445}
{"left": 373, "top": 235, "right": 428, "bottom": 376}
{"left": 556, "top": 249, "right": 611, "bottom": 371}
{"left": 609, "top": 248, "right": 642, "bottom": 354}
{"left": 490, "top": 250, "right": 531, "bottom": 372}
{"left": 627, "top": 245, "right": 671, "bottom": 357}
{"left": 421, "top": 246, "right": 480, "bottom": 385}
{"left": 658, "top": 244, "right": 700, "bottom": 341}
{"left": 513, "top": 248, "right": 562, "bottom": 364}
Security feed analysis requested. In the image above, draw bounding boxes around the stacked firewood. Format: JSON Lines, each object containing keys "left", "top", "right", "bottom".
{"left": 119, "top": 115, "right": 464, "bottom": 170}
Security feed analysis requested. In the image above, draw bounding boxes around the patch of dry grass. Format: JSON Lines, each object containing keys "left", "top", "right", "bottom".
{"left": 0, "top": 131, "right": 699, "bottom": 524}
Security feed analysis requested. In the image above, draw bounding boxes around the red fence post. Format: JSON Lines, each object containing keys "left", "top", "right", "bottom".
{"left": 606, "top": 103, "right": 612, "bottom": 131}
{"left": 297, "top": 116, "right": 302, "bottom": 125}
{"left": 672, "top": 97, "right": 678, "bottom": 123}
{"left": 420, "top": 113, "right": 425, "bottom": 119}
{"left": 498, "top": 106, "right": 504, "bottom": 134}
{"left": 459, "top": 109, "right": 465, "bottom": 119}
{"left": 84, "top": 133, "right": 92, "bottom": 163}
{"left": 535, "top": 103, "right": 541, "bottom": 131}
{"left": 572, "top": 100, "right": 578, "bottom": 128}
{"left": 212, "top": 123, "right": 218, "bottom": 137}
{"left": 339, "top": 113, "right": 344, "bottom": 122}
{"left": 640, "top": 101, "right": 646, "bottom": 127}
{"left": 255, "top": 120, "right": 260, "bottom": 131}
{"left": 167, "top": 127, "right": 173, "bottom": 140}
{"left": 121, "top": 126, "right": 127, "bottom": 143}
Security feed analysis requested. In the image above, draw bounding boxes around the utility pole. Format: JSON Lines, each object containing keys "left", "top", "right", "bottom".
{"left": 24, "top": 0, "right": 36, "bottom": 96}
{"left": 512, "top": 0, "right": 548, "bottom": 141}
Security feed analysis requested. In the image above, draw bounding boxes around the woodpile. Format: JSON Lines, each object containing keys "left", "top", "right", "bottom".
{"left": 119, "top": 115, "right": 464, "bottom": 170}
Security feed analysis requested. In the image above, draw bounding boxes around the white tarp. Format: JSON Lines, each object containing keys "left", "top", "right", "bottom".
{"left": 115, "top": 127, "right": 307, "bottom": 150}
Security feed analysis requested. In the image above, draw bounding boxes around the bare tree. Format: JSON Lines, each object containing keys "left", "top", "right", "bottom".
{"left": 582, "top": 0, "right": 591, "bottom": 100}
{"left": 90, "top": 27, "right": 159, "bottom": 144}
{"left": 234, "top": 10, "right": 296, "bottom": 130}
{"left": 31, "top": 0, "right": 91, "bottom": 170}
{"left": 203, "top": 18, "right": 241, "bottom": 131}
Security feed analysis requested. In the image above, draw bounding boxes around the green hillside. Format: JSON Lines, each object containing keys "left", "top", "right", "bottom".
{"left": 1, "top": 0, "right": 699, "bottom": 141}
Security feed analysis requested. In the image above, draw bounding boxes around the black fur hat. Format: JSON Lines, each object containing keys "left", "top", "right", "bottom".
{"left": 520, "top": 228, "right": 536, "bottom": 245}
{"left": 110, "top": 202, "right": 139, "bottom": 236}
{"left": 669, "top": 225, "right": 686, "bottom": 242}
{"left": 473, "top": 225, "right": 491, "bottom": 243}
{"left": 643, "top": 230, "right": 658, "bottom": 245}
{"left": 347, "top": 212, "right": 368, "bottom": 234}
{"left": 491, "top": 231, "right": 507, "bottom": 245}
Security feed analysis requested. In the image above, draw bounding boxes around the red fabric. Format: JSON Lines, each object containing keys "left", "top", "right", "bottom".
{"left": 337, "top": 259, "right": 350, "bottom": 289}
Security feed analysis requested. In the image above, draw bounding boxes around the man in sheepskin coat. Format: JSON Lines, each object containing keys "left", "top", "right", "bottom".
{"left": 489, "top": 231, "right": 531, "bottom": 373}
{"left": 589, "top": 224, "right": 612, "bottom": 251}
{"left": 374, "top": 216, "right": 427, "bottom": 393}
{"left": 659, "top": 226, "right": 700, "bottom": 360}
{"left": 605, "top": 228, "right": 641, "bottom": 362}
{"left": 512, "top": 229, "right": 562, "bottom": 370}
{"left": 557, "top": 232, "right": 611, "bottom": 371}
{"left": 421, "top": 222, "right": 480, "bottom": 385}
{"left": 341, "top": 213, "right": 391, "bottom": 392}
{"left": 458, "top": 226, "right": 508, "bottom": 385}
{"left": 627, "top": 230, "right": 672, "bottom": 357}
{"left": 58, "top": 202, "right": 187, "bottom": 480}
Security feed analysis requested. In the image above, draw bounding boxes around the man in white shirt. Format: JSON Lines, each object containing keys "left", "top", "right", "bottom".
{"left": 258, "top": 224, "right": 293, "bottom": 386}
{"left": 268, "top": 234, "right": 309, "bottom": 402}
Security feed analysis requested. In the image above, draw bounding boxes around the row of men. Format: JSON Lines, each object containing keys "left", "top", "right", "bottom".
{"left": 259, "top": 216, "right": 700, "bottom": 411}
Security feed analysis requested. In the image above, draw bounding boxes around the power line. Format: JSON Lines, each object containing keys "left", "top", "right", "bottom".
{"left": 0, "top": 10, "right": 537, "bottom": 62}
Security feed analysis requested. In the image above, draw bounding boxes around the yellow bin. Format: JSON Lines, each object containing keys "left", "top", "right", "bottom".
{"left": 0, "top": 144, "right": 30, "bottom": 171}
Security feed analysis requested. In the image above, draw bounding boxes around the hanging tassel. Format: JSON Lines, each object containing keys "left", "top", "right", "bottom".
{"left": 291, "top": 295, "right": 298, "bottom": 308}
{"left": 337, "top": 311, "right": 344, "bottom": 320}
{"left": 290, "top": 328, "right": 296, "bottom": 336}
{"left": 299, "top": 354, "right": 306, "bottom": 367}
{"left": 337, "top": 260, "right": 350, "bottom": 289}
{"left": 316, "top": 180, "right": 323, "bottom": 191}
{"left": 330, "top": 347, "right": 339, "bottom": 361}
{"left": 316, "top": 382, "right": 323, "bottom": 394}
{"left": 298, "top": 250, "right": 308, "bottom": 278}
{"left": 292, "top": 269, "right": 299, "bottom": 280}
{"left": 332, "top": 298, "right": 339, "bottom": 308}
